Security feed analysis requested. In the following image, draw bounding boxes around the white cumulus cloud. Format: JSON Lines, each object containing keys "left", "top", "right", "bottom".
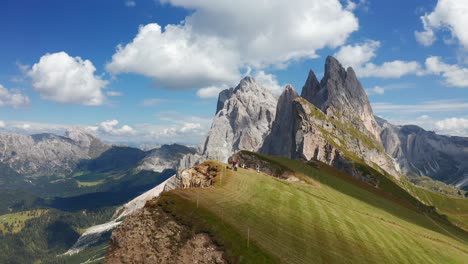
{"left": 415, "top": 0, "right": 468, "bottom": 49}
{"left": 196, "top": 86, "right": 226, "bottom": 99}
{"left": 108, "top": 0, "right": 358, "bottom": 89}
{"left": 0, "top": 120, "right": 5, "bottom": 129}
{"left": 435, "top": 117, "right": 468, "bottom": 136}
{"left": 334, "top": 40, "right": 380, "bottom": 69}
{"left": 93, "top": 119, "right": 135, "bottom": 135}
{"left": 334, "top": 41, "right": 423, "bottom": 78}
{"left": 253, "top": 71, "right": 283, "bottom": 95}
{"left": 0, "top": 84, "right": 30, "bottom": 108}
{"left": 28, "top": 52, "right": 108, "bottom": 105}
{"left": 425, "top": 56, "right": 468, "bottom": 87}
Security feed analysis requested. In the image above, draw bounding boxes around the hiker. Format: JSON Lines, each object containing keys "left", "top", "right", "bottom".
{"left": 235, "top": 162, "right": 239, "bottom": 171}
{"left": 233, "top": 160, "right": 237, "bottom": 171}
{"left": 256, "top": 165, "right": 260, "bottom": 173}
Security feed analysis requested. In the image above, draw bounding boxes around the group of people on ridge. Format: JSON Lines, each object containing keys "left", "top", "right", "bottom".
{"left": 230, "top": 160, "right": 260, "bottom": 173}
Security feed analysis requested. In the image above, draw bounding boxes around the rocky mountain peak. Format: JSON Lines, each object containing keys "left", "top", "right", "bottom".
{"left": 200, "top": 77, "right": 278, "bottom": 162}
{"left": 322, "top": 55, "right": 347, "bottom": 86}
{"left": 301, "top": 70, "right": 320, "bottom": 103}
{"left": 277, "top": 85, "right": 298, "bottom": 114}
{"left": 216, "top": 87, "right": 234, "bottom": 114}
{"left": 305, "top": 56, "right": 381, "bottom": 141}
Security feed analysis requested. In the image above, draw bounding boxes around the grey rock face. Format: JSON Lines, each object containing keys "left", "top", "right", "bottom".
{"left": 378, "top": 117, "right": 468, "bottom": 188}
{"left": 216, "top": 87, "right": 234, "bottom": 114}
{"left": 260, "top": 57, "right": 399, "bottom": 179}
{"left": 201, "top": 76, "right": 277, "bottom": 163}
{"left": 260, "top": 85, "right": 299, "bottom": 158}
{"left": 0, "top": 128, "right": 109, "bottom": 177}
{"left": 291, "top": 98, "right": 399, "bottom": 179}
{"left": 137, "top": 144, "right": 196, "bottom": 173}
{"left": 301, "top": 70, "right": 320, "bottom": 103}
{"left": 303, "top": 56, "right": 381, "bottom": 142}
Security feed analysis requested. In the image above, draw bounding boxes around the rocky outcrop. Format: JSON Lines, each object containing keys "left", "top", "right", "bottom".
{"left": 260, "top": 85, "right": 298, "bottom": 158}
{"left": 291, "top": 98, "right": 399, "bottom": 179}
{"left": 216, "top": 87, "right": 234, "bottom": 114}
{"left": 302, "top": 56, "right": 381, "bottom": 142}
{"left": 200, "top": 76, "right": 277, "bottom": 163}
{"left": 137, "top": 144, "right": 196, "bottom": 173}
{"left": 105, "top": 206, "right": 226, "bottom": 264}
{"left": 0, "top": 128, "right": 109, "bottom": 177}
{"left": 230, "top": 151, "right": 296, "bottom": 180}
{"left": 300, "top": 70, "right": 320, "bottom": 103}
{"left": 260, "top": 57, "right": 399, "bottom": 179}
{"left": 378, "top": 117, "right": 468, "bottom": 188}
{"left": 180, "top": 162, "right": 219, "bottom": 189}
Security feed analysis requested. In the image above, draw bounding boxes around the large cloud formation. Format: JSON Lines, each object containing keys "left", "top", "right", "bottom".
{"left": 28, "top": 52, "right": 108, "bottom": 105}
{"left": 415, "top": 0, "right": 468, "bottom": 49}
{"left": 107, "top": 0, "right": 359, "bottom": 90}
{"left": 334, "top": 40, "right": 423, "bottom": 78}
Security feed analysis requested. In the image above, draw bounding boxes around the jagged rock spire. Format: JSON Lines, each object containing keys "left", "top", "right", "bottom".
{"left": 260, "top": 85, "right": 299, "bottom": 158}
{"left": 301, "top": 70, "right": 320, "bottom": 103}
{"left": 303, "top": 56, "right": 381, "bottom": 141}
{"left": 201, "top": 76, "right": 277, "bottom": 162}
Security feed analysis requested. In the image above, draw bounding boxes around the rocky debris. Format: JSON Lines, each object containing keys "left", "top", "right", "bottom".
{"left": 0, "top": 128, "right": 109, "bottom": 177}
{"left": 105, "top": 206, "right": 226, "bottom": 264}
{"left": 180, "top": 163, "right": 219, "bottom": 189}
{"left": 378, "top": 117, "right": 468, "bottom": 187}
{"left": 137, "top": 144, "right": 196, "bottom": 173}
{"left": 260, "top": 85, "right": 299, "bottom": 158}
{"left": 200, "top": 76, "right": 277, "bottom": 163}
{"left": 302, "top": 56, "right": 381, "bottom": 142}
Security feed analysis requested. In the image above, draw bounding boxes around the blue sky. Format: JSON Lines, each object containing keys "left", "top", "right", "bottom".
{"left": 1, "top": 0, "right": 468, "bottom": 145}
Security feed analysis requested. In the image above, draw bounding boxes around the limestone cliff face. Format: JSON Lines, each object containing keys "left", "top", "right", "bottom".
{"left": 261, "top": 57, "right": 399, "bottom": 179}
{"left": 260, "top": 85, "right": 298, "bottom": 158}
{"left": 291, "top": 98, "right": 399, "bottom": 179}
{"left": 378, "top": 117, "right": 468, "bottom": 188}
{"left": 200, "top": 76, "right": 277, "bottom": 163}
{"left": 302, "top": 56, "right": 381, "bottom": 142}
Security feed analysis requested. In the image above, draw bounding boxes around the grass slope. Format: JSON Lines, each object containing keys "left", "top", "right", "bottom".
{"left": 160, "top": 156, "right": 468, "bottom": 264}
{"left": 0, "top": 209, "right": 48, "bottom": 234}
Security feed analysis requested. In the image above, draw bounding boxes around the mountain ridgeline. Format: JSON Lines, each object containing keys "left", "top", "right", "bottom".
{"left": 193, "top": 55, "right": 467, "bottom": 188}
{"left": 378, "top": 117, "right": 468, "bottom": 189}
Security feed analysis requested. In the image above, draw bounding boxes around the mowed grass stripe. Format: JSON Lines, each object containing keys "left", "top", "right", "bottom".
{"left": 169, "top": 161, "right": 468, "bottom": 263}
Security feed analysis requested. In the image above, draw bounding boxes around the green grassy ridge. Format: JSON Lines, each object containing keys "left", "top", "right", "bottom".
{"left": 0, "top": 209, "right": 48, "bottom": 234}
{"left": 408, "top": 176, "right": 466, "bottom": 197}
{"left": 401, "top": 178, "right": 468, "bottom": 231}
{"left": 250, "top": 151, "right": 468, "bottom": 236}
{"left": 162, "top": 157, "right": 468, "bottom": 263}
{"left": 157, "top": 190, "right": 278, "bottom": 264}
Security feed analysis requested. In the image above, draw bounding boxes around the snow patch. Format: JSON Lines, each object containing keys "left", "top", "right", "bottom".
{"left": 63, "top": 175, "right": 175, "bottom": 255}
